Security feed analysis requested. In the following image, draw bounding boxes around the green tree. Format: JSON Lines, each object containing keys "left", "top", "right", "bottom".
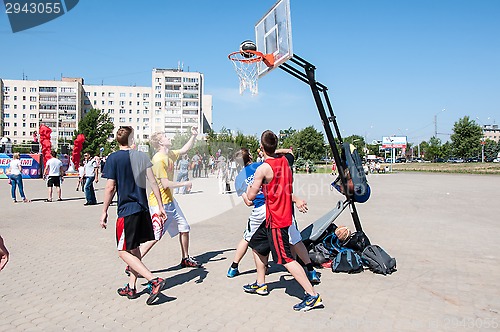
{"left": 426, "top": 136, "right": 442, "bottom": 161}
{"left": 441, "top": 141, "right": 452, "bottom": 159}
{"left": 343, "top": 135, "right": 366, "bottom": 158}
{"left": 419, "top": 140, "right": 430, "bottom": 159}
{"left": 74, "top": 108, "right": 115, "bottom": 156}
{"left": 483, "top": 139, "right": 499, "bottom": 161}
{"left": 450, "top": 116, "right": 482, "bottom": 158}
{"left": 296, "top": 126, "right": 325, "bottom": 161}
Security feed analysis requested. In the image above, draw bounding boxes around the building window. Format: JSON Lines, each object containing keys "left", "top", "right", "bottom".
{"left": 120, "top": 93, "right": 126, "bottom": 97}
{"left": 30, "top": 96, "right": 37, "bottom": 102}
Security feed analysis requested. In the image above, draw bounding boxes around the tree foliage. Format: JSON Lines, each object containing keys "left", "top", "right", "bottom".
{"left": 74, "top": 109, "right": 115, "bottom": 156}
{"left": 426, "top": 136, "right": 442, "bottom": 161}
{"left": 204, "top": 128, "right": 259, "bottom": 159}
{"left": 450, "top": 116, "right": 482, "bottom": 158}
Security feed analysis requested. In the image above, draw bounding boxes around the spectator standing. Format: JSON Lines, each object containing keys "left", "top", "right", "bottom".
{"left": 191, "top": 152, "right": 200, "bottom": 178}
{"left": 83, "top": 152, "right": 99, "bottom": 206}
{"left": 44, "top": 150, "right": 63, "bottom": 202}
{"left": 174, "top": 154, "right": 190, "bottom": 194}
{"left": 8, "top": 152, "right": 30, "bottom": 203}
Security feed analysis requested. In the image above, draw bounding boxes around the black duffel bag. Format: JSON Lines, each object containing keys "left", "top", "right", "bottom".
{"left": 341, "top": 230, "right": 371, "bottom": 253}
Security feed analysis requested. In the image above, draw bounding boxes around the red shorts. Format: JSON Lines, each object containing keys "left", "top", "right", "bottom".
{"left": 115, "top": 210, "right": 154, "bottom": 251}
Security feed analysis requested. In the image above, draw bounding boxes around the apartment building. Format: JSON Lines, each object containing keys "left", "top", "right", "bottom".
{"left": 482, "top": 124, "right": 500, "bottom": 143}
{"left": 0, "top": 79, "right": 3, "bottom": 134}
{"left": 151, "top": 68, "right": 209, "bottom": 136}
{"left": 1, "top": 78, "right": 83, "bottom": 145}
{"left": 82, "top": 85, "right": 152, "bottom": 141}
{"left": 1, "top": 68, "right": 213, "bottom": 146}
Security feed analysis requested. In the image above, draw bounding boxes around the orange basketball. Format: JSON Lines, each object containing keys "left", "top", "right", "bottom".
{"left": 335, "top": 226, "right": 351, "bottom": 242}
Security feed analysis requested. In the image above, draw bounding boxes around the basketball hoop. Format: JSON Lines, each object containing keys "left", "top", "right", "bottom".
{"left": 228, "top": 50, "right": 274, "bottom": 96}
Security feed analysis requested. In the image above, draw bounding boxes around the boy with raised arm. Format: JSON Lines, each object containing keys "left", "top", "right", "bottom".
{"left": 246, "top": 130, "right": 323, "bottom": 312}
{"left": 135, "top": 126, "right": 201, "bottom": 269}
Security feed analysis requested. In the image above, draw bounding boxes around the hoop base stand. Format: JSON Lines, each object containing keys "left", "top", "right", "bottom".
{"left": 279, "top": 55, "right": 364, "bottom": 232}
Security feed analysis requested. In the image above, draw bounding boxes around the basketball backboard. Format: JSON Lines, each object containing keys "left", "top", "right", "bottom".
{"left": 255, "top": 0, "right": 293, "bottom": 78}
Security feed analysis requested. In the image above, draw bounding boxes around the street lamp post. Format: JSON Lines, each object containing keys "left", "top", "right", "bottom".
{"left": 476, "top": 117, "right": 490, "bottom": 162}
{"left": 434, "top": 109, "right": 446, "bottom": 138}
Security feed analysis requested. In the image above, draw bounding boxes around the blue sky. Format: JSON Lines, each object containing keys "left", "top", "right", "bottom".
{"left": 1, "top": 0, "right": 499, "bottom": 145}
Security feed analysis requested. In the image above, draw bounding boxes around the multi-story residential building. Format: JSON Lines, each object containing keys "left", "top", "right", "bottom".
{"left": 1, "top": 78, "right": 83, "bottom": 146}
{"left": 82, "top": 85, "right": 152, "bottom": 142}
{"left": 151, "top": 68, "right": 210, "bottom": 136}
{"left": 482, "top": 124, "right": 500, "bottom": 143}
{"left": 0, "top": 79, "right": 3, "bottom": 135}
{"left": 0, "top": 69, "right": 212, "bottom": 146}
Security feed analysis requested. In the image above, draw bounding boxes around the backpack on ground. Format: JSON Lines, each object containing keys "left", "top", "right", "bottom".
{"left": 342, "top": 230, "right": 371, "bottom": 253}
{"left": 308, "top": 243, "right": 331, "bottom": 265}
{"left": 308, "top": 233, "right": 342, "bottom": 266}
{"left": 361, "top": 245, "right": 397, "bottom": 275}
{"left": 332, "top": 249, "right": 364, "bottom": 274}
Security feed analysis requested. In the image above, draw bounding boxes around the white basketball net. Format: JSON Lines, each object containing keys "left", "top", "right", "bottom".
{"left": 229, "top": 53, "right": 261, "bottom": 96}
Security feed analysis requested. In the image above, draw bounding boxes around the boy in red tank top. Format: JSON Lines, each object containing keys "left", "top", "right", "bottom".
{"left": 246, "top": 130, "right": 323, "bottom": 312}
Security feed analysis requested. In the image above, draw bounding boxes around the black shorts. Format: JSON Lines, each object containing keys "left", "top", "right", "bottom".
{"left": 116, "top": 210, "right": 155, "bottom": 251}
{"left": 47, "top": 176, "right": 61, "bottom": 187}
{"left": 248, "top": 223, "right": 294, "bottom": 265}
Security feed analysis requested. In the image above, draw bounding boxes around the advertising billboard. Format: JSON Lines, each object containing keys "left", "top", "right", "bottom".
{"left": 0, "top": 154, "right": 43, "bottom": 179}
{"left": 382, "top": 136, "right": 407, "bottom": 149}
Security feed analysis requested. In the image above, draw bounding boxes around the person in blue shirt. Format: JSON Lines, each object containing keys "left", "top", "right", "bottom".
{"left": 227, "top": 148, "right": 320, "bottom": 285}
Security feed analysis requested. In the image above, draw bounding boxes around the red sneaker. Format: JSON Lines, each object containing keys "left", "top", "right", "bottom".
{"left": 180, "top": 256, "right": 201, "bottom": 268}
{"left": 117, "top": 284, "right": 139, "bottom": 299}
{"left": 146, "top": 277, "right": 167, "bottom": 305}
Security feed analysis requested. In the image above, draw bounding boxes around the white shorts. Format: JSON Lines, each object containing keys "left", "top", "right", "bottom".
{"left": 149, "top": 200, "right": 190, "bottom": 241}
{"left": 243, "top": 205, "right": 266, "bottom": 241}
{"left": 243, "top": 205, "right": 302, "bottom": 245}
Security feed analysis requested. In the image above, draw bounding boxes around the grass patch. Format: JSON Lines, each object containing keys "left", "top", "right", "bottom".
{"left": 388, "top": 162, "right": 500, "bottom": 175}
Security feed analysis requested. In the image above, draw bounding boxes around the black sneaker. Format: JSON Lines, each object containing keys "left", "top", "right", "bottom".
{"left": 117, "top": 284, "right": 139, "bottom": 299}
{"left": 146, "top": 277, "right": 167, "bottom": 305}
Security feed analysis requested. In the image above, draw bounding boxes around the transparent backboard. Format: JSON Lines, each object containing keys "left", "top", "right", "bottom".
{"left": 255, "top": 0, "right": 293, "bottom": 78}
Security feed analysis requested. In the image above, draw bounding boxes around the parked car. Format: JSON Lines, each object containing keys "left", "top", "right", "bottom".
{"left": 493, "top": 158, "right": 500, "bottom": 163}
{"left": 447, "top": 157, "right": 464, "bottom": 163}
{"left": 433, "top": 157, "right": 446, "bottom": 163}
{"left": 395, "top": 157, "right": 406, "bottom": 163}
{"left": 466, "top": 157, "right": 479, "bottom": 163}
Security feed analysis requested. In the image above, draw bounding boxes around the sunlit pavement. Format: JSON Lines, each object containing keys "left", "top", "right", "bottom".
{"left": 0, "top": 172, "right": 499, "bottom": 331}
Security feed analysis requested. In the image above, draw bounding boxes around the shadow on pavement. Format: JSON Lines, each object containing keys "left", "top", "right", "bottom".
{"left": 267, "top": 275, "right": 305, "bottom": 299}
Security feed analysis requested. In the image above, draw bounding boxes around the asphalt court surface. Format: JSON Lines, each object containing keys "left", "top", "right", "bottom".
{"left": 0, "top": 172, "right": 499, "bottom": 331}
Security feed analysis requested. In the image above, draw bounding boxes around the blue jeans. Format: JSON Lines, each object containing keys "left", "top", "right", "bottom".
{"left": 10, "top": 174, "right": 26, "bottom": 201}
{"left": 84, "top": 176, "right": 97, "bottom": 204}
{"left": 175, "top": 171, "right": 189, "bottom": 194}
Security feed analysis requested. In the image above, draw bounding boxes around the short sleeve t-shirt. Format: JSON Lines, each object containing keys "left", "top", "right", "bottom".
{"left": 178, "top": 159, "right": 189, "bottom": 172}
{"left": 9, "top": 159, "right": 22, "bottom": 175}
{"left": 84, "top": 158, "right": 98, "bottom": 177}
{"left": 103, "top": 149, "right": 152, "bottom": 217}
{"left": 234, "top": 162, "right": 265, "bottom": 208}
{"left": 148, "top": 150, "right": 180, "bottom": 207}
{"left": 46, "top": 157, "right": 63, "bottom": 176}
